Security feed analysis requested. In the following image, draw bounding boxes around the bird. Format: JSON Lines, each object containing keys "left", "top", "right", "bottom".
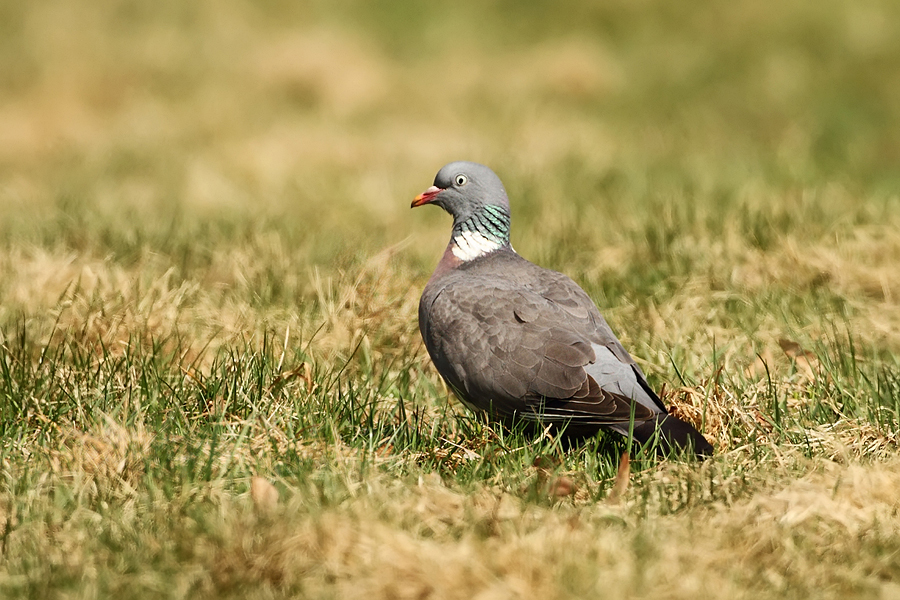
{"left": 412, "top": 161, "right": 713, "bottom": 458}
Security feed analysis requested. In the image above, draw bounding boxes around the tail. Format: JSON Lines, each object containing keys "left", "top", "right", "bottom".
{"left": 631, "top": 414, "right": 714, "bottom": 459}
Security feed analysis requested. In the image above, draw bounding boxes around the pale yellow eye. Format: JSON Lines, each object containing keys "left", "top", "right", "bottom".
{"left": 455, "top": 174, "right": 468, "bottom": 186}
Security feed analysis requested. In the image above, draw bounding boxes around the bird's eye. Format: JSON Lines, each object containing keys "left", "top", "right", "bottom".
{"left": 454, "top": 174, "right": 468, "bottom": 186}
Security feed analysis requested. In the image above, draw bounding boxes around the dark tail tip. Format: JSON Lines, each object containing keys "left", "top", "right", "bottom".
{"left": 631, "top": 414, "right": 714, "bottom": 459}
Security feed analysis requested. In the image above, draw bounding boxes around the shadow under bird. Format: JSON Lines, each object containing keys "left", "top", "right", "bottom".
{"left": 412, "top": 161, "right": 713, "bottom": 458}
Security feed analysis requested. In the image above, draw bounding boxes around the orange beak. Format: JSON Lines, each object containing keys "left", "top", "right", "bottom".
{"left": 411, "top": 185, "right": 441, "bottom": 208}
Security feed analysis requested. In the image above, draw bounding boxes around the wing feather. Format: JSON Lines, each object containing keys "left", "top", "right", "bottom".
{"left": 420, "top": 253, "right": 665, "bottom": 427}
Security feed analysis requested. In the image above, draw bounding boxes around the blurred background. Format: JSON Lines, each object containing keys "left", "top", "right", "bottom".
{"left": 0, "top": 0, "right": 899, "bottom": 355}
{"left": 4, "top": 3, "right": 900, "bottom": 592}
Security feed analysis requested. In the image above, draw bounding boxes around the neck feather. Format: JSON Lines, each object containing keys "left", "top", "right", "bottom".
{"left": 450, "top": 204, "right": 511, "bottom": 261}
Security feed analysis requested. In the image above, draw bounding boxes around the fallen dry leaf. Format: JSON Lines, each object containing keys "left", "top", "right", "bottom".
{"left": 745, "top": 348, "right": 776, "bottom": 379}
{"left": 778, "top": 338, "right": 819, "bottom": 381}
{"left": 607, "top": 453, "right": 631, "bottom": 505}
{"left": 532, "top": 455, "right": 561, "bottom": 470}
{"left": 778, "top": 338, "right": 806, "bottom": 358}
{"left": 251, "top": 476, "right": 279, "bottom": 513}
{"left": 548, "top": 476, "right": 576, "bottom": 498}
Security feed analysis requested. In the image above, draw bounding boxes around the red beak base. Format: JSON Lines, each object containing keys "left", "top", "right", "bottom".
{"left": 411, "top": 185, "right": 442, "bottom": 208}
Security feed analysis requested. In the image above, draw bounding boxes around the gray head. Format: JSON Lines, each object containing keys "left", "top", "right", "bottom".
{"left": 411, "top": 161, "right": 511, "bottom": 224}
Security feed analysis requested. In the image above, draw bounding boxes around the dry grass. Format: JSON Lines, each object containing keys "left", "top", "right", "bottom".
{"left": 1, "top": 0, "right": 899, "bottom": 598}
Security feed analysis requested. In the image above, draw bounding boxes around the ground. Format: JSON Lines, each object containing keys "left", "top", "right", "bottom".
{"left": 1, "top": 1, "right": 899, "bottom": 598}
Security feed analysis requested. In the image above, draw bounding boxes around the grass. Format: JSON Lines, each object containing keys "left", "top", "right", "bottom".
{"left": 1, "top": 0, "right": 900, "bottom": 597}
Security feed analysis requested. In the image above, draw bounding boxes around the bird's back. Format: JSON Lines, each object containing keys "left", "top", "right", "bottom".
{"left": 419, "top": 247, "right": 667, "bottom": 426}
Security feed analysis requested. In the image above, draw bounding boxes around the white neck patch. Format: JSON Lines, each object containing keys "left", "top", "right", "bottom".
{"left": 451, "top": 229, "right": 503, "bottom": 261}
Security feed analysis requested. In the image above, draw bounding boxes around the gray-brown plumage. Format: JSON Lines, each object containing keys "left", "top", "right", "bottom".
{"left": 412, "top": 161, "right": 713, "bottom": 458}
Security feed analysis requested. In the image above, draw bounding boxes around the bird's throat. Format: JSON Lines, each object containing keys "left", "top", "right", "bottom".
{"left": 451, "top": 229, "right": 503, "bottom": 261}
{"left": 450, "top": 205, "right": 510, "bottom": 262}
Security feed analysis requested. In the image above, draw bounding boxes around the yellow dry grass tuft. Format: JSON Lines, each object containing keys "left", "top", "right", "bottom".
{"left": 136, "top": 455, "right": 897, "bottom": 599}
{"left": 47, "top": 415, "right": 154, "bottom": 496}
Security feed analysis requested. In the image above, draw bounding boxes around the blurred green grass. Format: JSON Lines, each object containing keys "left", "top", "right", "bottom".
{"left": 1, "top": 1, "right": 900, "bottom": 598}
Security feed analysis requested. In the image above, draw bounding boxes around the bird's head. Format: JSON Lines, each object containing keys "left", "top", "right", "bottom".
{"left": 411, "top": 161, "right": 510, "bottom": 224}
